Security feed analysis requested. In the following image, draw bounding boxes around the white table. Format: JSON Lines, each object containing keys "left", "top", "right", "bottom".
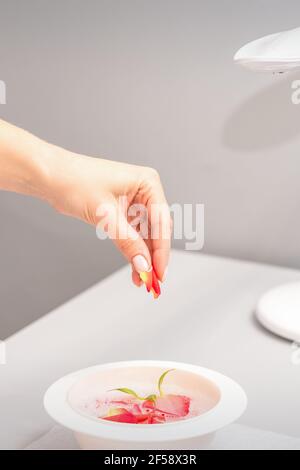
{"left": 1, "top": 250, "right": 300, "bottom": 450}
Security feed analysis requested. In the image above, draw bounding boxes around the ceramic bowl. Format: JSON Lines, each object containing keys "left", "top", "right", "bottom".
{"left": 44, "top": 360, "right": 247, "bottom": 450}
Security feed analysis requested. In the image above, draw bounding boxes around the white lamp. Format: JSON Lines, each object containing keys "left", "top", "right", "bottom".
{"left": 234, "top": 27, "right": 300, "bottom": 341}
{"left": 234, "top": 27, "right": 300, "bottom": 73}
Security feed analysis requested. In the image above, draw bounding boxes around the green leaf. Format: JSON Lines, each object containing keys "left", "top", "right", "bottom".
{"left": 144, "top": 394, "right": 157, "bottom": 402}
{"left": 113, "top": 388, "right": 142, "bottom": 399}
{"left": 109, "top": 370, "right": 176, "bottom": 402}
{"left": 112, "top": 388, "right": 153, "bottom": 401}
{"left": 158, "top": 369, "right": 175, "bottom": 396}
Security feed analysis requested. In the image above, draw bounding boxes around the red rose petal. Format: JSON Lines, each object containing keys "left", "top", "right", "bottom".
{"left": 135, "top": 413, "right": 151, "bottom": 423}
{"left": 142, "top": 399, "right": 156, "bottom": 411}
{"left": 103, "top": 410, "right": 138, "bottom": 423}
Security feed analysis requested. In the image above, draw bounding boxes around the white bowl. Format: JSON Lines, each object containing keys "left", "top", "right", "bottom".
{"left": 44, "top": 360, "right": 247, "bottom": 450}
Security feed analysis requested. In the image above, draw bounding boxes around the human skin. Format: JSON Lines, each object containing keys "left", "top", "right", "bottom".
{"left": 0, "top": 119, "right": 171, "bottom": 286}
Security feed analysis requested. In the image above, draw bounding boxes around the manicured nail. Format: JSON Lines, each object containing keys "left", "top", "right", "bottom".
{"left": 132, "top": 255, "right": 150, "bottom": 273}
{"left": 140, "top": 268, "right": 161, "bottom": 299}
{"left": 162, "top": 267, "right": 168, "bottom": 282}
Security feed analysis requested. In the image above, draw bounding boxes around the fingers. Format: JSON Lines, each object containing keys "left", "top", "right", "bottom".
{"left": 114, "top": 222, "right": 152, "bottom": 276}
{"left": 132, "top": 269, "right": 143, "bottom": 287}
{"left": 147, "top": 175, "right": 172, "bottom": 282}
{"left": 96, "top": 166, "right": 171, "bottom": 290}
{"left": 99, "top": 201, "right": 152, "bottom": 279}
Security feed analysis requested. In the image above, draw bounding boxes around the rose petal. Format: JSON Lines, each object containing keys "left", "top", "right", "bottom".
{"left": 142, "top": 399, "right": 155, "bottom": 411}
{"left": 132, "top": 404, "right": 142, "bottom": 415}
{"left": 151, "top": 415, "right": 166, "bottom": 424}
{"left": 155, "top": 395, "right": 190, "bottom": 417}
{"left": 103, "top": 410, "right": 138, "bottom": 423}
{"left": 135, "top": 413, "right": 151, "bottom": 423}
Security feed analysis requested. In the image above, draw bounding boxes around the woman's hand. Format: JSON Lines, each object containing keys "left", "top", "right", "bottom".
{"left": 46, "top": 150, "right": 171, "bottom": 286}
{"left": 0, "top": 120, "right": 171, "bottom": 286}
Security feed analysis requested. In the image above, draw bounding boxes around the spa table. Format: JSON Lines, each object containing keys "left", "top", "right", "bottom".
{"left": 1, "top": 250, "right": 300, "bottom": 449}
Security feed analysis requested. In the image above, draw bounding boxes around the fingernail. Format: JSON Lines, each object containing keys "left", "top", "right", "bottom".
{"left": 132, "top": 255, "right": 150, "bottom": 273}
{"left": 162, "top": 267, "right": 168, "bottom": 282}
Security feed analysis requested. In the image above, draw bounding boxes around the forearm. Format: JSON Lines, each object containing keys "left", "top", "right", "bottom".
{"left": 0, "top": 119, "right": 54, "bottom": 200}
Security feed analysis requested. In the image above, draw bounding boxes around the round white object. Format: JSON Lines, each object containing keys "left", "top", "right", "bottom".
{"left": 44, "top": 360, "right": 247, "bottom": 450}
{"left": 234, "top": 27, "right": 300, "bottom": 72}
{"left": 256, "top": 282, "right": 300, "bottom": 341}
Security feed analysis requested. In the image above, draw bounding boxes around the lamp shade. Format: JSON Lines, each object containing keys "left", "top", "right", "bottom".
{"left": 234, "top": 27, "right": 300, "bottom": 72}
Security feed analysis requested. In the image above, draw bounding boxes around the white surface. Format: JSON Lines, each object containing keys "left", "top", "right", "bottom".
{"left": 25, "top": 423, "right": 300, "bottom": 451}
{"left": 44, "top": 361, "right": 247, "bottom": 446}
{"left": 1, "top": 250, "right": 300, "bottom": 450}
{"left": 234, "top": 27, "right": 300, "bottom": 72}
{"left": 257, "top": 282, "right": 300, "bottom": 341}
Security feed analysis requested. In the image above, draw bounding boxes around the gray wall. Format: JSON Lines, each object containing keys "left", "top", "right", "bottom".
{"left": 1, "top": 0, "right": 300, "bottom": 338}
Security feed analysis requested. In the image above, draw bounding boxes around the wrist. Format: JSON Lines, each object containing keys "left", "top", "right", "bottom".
{"left": 23, "top": 140, "right": 55, "bottom": 201}
{"left": 0, "top": 121, "right": 54, "bottom": 200}
{"left": 33, "top": 143, "right": 75, "bottom": 208}
{"left": 17, "top": 135, "right": 80, "bottom": 209}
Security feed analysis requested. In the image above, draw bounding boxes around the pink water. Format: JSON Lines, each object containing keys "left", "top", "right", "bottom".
{"left": 70, "top": 367, "right": 221, "bottom": 425}
{"left": 79, "top": 391, "right": 210, "bottom": 424}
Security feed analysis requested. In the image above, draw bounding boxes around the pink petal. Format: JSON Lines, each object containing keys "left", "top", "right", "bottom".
{"left": 135, "top": 413, "right": 151, "bottom": 423}
{"left": 132, "top": 404, "right": 142, "bottom": 415}
{"left": 151, "top": 415, "right": 166, "bottom": 424}
{"left": 155, "top": 394, "right": 190, "bottom": 417}
{"left": 142, "top": 400, "right": 155, "bottom": 411}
